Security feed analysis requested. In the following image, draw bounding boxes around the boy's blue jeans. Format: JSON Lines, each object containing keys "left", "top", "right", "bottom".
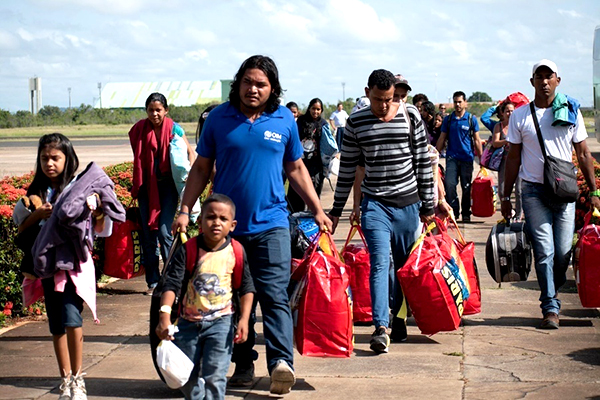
{"left": 232, "top": 227, "right": 294, "bottom": 374}
{"left": 174, "top": 315, "right": 233, "bottom": 400}
{"left": 521, "top": 181, "right": 575, "bottom": 316}
{"left": 361, "top": 196, "right": 421, "bottom": 328}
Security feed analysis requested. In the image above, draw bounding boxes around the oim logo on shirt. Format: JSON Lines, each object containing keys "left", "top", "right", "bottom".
{"left": 264, "top": 130, "right": 282, "bottom": 143}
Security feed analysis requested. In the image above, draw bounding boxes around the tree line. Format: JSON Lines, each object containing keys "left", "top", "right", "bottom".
{"left": 1, "top": 97, "right": 592, "bottom": 130}
{"left": 0, "top": 103, "right": 212, "bottom": 129}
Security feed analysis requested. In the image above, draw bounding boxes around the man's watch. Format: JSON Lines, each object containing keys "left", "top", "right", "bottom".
{"left": 501, "top": 197, "right": 511, "bottom": 202}
{"left": 590, "top": 189, "right": 600, "bottom": 198}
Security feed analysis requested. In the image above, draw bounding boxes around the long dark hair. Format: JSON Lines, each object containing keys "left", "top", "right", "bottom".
{"left": 297, "top": 98, "right": 326, "bottom": 141}
{"left": 229, "top": 55, "right": 282, "bottom": 114}
{"left": 27, "top": 133, "right": 79, "bottom": 201}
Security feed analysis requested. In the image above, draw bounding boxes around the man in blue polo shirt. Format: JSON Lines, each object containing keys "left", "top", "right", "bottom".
{"left": 436, "top": 90, "right": 482, "bottom": 222}
{"left": 173, "top": 55, "right": 332, "bottom": 395}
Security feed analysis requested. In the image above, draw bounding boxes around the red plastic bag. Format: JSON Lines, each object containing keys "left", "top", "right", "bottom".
{"left": 342, "top": 223, "right": 372, "bottom": 323}
{"left": 504, "top": 92, "right": 530, "bottom": 109}
{"left": 448, "top": 219, "right": 481, "bottom": 315}
{"left": 471, "top": 168, "right": 496, "bottom": 218}
{"left": 573, "top": 211, "right": 600, "bottom": 307}
{"left": 293, "top": 232, "right": 353, "bottom": 357}
{"left": 398, "top": 219, "right": 470, "bottom": 335}
{"left": 103, "top": 218, "right": 144, "bottom": 279}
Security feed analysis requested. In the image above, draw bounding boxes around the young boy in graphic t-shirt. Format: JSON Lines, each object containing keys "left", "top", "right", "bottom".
{"left": 156, "top": 193, "right": 255, "bottom": 400}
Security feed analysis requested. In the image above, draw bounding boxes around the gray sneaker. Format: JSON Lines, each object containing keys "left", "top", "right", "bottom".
{"left": 270, "top": 360, "right": 296, "bottom": 395}
{"left": 369, "top": 326, "right": 390, "bottom": 354}
{"left": 70, "top": 372, "right": 87, "bottom": 400}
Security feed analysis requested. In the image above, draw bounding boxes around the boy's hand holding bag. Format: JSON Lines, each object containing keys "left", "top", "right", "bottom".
{"left": 156, "top": 325, "right": 194, "bottom": 389}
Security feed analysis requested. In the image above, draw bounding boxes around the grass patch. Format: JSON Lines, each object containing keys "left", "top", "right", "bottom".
{"left": 0, "top": 122, "right": 198, "bottom": 140}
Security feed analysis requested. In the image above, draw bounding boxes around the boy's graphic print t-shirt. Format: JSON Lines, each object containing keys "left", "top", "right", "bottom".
{"left": 181, "top": 244, "right": 235, "bottom": 322}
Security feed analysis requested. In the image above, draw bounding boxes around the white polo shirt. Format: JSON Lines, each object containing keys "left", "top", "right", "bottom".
{"left": 507, "top": 103, "right": 587, "bottom": 184}
{"left": 329, "top": 109, "right": 349, "bottom": 128}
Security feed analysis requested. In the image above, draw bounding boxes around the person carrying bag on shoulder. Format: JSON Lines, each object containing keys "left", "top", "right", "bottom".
{"left": 500, "top": 59, "right": 600, "bottom": 330}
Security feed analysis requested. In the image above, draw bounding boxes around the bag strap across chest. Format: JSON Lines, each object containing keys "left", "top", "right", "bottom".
{"left": 529, "top": 102, "right": 549, "bottom": 160}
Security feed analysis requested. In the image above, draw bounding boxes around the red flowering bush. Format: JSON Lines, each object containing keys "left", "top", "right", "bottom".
{"left": 103, "top": 162, "right": 134, "bottom": 205}
{"left": 0, "top": 173, "right": 35, "bottom": 324}
{"left": 0, "top": 164, "right": 135, "bottom": 324}
{"left": 1, "top": 161, "right": 199, "bottom": 325}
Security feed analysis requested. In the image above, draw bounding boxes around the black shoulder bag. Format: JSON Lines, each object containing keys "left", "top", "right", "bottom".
{"left": 529, "top": 102, "right": 579, "bottom": 203}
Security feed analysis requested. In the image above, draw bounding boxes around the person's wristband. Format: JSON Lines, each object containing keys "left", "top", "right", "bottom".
{"left": 501, "top": 197, "right": 511, "bottom": 202}
{"left": 179, "top": 211, "right": 190, "bottom": 217}
{"left": 590, "top": 189, "right": 600, "bottom": 198}
{"left": 94, "top": 213, "right": 105, "bottom": 220}
{"left": 159, "top": 305, "right": 172, "bottom": 315}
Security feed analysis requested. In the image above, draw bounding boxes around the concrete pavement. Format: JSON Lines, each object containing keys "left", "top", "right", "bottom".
{"left": 0, "top": 139, "right": 599, "bottom": 399}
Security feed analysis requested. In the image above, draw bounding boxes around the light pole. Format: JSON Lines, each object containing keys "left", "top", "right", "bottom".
{"left": 68, "top": 87, "right": 71, "bottom": 109}
{"left": 342, "top": 82, "right": 345, "bottom": 102}
{"left": 97, "top": 82, "right": 102, "bottom": 108}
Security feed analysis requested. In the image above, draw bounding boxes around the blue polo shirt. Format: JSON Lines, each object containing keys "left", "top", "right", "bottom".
{"left": 441, "top": 111, "right": 479, "bottom": 162}
{"left": 197, "top": 102, "right": 303, "bottom": 235}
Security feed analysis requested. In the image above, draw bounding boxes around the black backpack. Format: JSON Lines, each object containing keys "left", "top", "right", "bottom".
{"left": 485, "top": 221, "right": 532, "bottom": 283}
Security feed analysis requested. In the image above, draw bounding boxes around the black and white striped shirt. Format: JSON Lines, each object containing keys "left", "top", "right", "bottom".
{"left": 330, "top": 104, "right": 435, "bottom": 217}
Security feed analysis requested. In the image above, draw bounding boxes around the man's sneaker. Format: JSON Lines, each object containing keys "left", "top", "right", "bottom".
{"left": 70, "top": 372, "right": 87, "bottom": 400}
{"left": 369, "top": 326, "right": 390, "bottom": 354}
{"left": 390, "top": 317, "right": 407, "bottom": 342}
{"left": 228, "top": 363, "right": 255, "bottom": 387}
{"left": 270, "top": 360, "right": 296, "bottom": 395}
{"left": 539, "top": 312, "right": 559, "bottom": 329}
{"left": 58, "top": 374, "right": 71, "bottom": 400}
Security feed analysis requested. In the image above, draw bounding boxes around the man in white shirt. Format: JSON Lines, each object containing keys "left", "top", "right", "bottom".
{"left": 329, "top": 102, "right": 349, "bottom": 150}
{"left": 501, "top": 59, "right": 600, "bottom": 329}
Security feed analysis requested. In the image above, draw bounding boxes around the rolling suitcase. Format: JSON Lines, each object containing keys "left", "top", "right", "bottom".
{"left": 471, "top": 168, "right": 496, "bottom": 218}
{"left": 486, "top": 221, "right": 532, "bottom": 283}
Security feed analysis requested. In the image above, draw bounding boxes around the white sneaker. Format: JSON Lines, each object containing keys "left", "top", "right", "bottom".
{"left": 70, "top": 372, "right": 87, "bottom": 400}
{"left": 58, "top": 374, "right": 72, "bottom": 400}
{"left": 269, "top": 360, "right": 296, "bottom": 395}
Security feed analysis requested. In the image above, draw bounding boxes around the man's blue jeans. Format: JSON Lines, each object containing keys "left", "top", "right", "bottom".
{"left": 231, "top": 227, "right": 294, "bottom": 374}
{"left": 336, "top": 126, "right": 345, "bottom": 151}
{"left": 444, "top": 156, "right": 474, "bottom": 220}
{"left": 174, "top": 315, "right": 233, "bottom": 400}
{"left": 138, "top": 178, "right": 179, "bottom": 287}
{"left": 361, "top": 196, "right": 421, "bottom": 328}
{"left": 521, "top": 181, "right": 575, "bottom": 316}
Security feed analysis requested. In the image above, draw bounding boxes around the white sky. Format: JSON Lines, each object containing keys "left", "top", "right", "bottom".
{"left": 1, "top": 0, "right": 599, "bottom": 111}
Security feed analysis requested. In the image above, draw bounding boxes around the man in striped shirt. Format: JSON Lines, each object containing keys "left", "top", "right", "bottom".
{"left": 329, "top": 69, "right": 435, "bottom": 354}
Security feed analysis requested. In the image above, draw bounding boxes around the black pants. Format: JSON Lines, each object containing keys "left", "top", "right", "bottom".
{"left": 287, "top": 172, "right": 323, "bottom": 213}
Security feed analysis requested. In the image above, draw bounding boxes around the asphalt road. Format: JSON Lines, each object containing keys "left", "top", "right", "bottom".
{"left": 0, "top": 138, "right": 133, "bottom": 177}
